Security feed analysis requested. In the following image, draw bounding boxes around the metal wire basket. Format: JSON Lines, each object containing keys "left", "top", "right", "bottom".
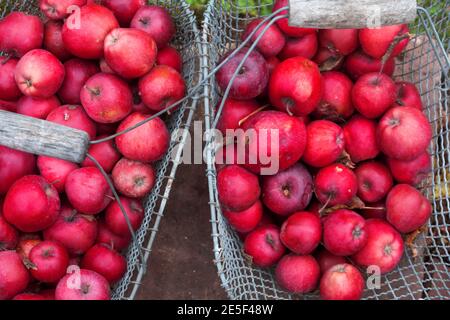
{"left": 202, "top": 0, "right": 450, "bottom": 300}
{"left": 1, "top": 0, "right": 201, "bottom": 300}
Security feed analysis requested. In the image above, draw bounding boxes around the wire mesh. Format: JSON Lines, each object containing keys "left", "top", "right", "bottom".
{"left": 202, "top": 0, "right": 450, "bottom": 300}
{"left": 1, "top": 0, "right": 201, "bottom": 300}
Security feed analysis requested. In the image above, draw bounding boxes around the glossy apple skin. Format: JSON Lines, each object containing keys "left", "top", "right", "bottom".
{"left": 216, "top": 98, "right": 260, "bottom": 134}
{"left": 130, "top": 5, "right": 176, "bottom": 49}
{"left": 377, "top": 107, "right": 432, "bottom": 161}
{"left": 320, "top": 263, "right": 365, "bottom": 300}
{"left": 138, "top": 65, "right": 186, "bottom": 112}
{"left": 352, "top": 219, "right": 404, "bottom": 274}
{"left": 269, "top": 57, "right": 322, "bottom": 116}
{"left": 244, "top": 225, "right": 286, "bottom": 268}
{"left": 223, "top": 200, "right": 263, "bottom": 233}
{"left": 392, "top": 81, "right": 423, "bottom": 110}
{"left": 280, "top": 212, "right": 322, "bottom": 255}
{"left": 0, "top": 57, "right": 21, "bottom": 101}
{"left": 55, "top": 269, "right": 111, "bottom": 300}
{"left": 112, "top": 158, "right": 155, "bottom": 198}
{"left": 81, "top": 73, "right": 133, "bottom": 124}
{"left": 37, "top": 156, "right": 79, "bottom": 193}
{"left": 318, "top": 29, "right": 359, "bottom": 55}
{"left": 156, "top": 46, "right": 183, "bottom": 73}
{"left": 343, "top": 115, "right": 380, "bottom": 163}
{"left": 275, "top": 254, "right": 320, "bottom": 294}
{"left": 116, "top": 112, "right": 170, "bottom": 163}
{"left": 315, "top": 164, "right": 358, "bottom": 207}
{"left": 242, "top": 18, "right": 286, "bottom": 58}
{"left": 344, "top": 50, "right": 395, "bottom": 81}
{"left": 0, "top": 12, "right": 44, "bottom": 58}
{"left": 102, "top": 0, "right": 146, "bottom": 26}
{"left": 29, "top": 240, "right": 70, "bottom": 283}
{"left": 59, "top": 59, "right": 99, "bottom": 105}
{"left": 272, "top": 0, "right": 317, "bottom": 37}
{"left": 81, "top": 135, "right": 121, "bottom": 173}
{"left": 386, "top": 184, "right": 432, "bottom": 233}
{"left": 0, "top": 146, "right": 36, "bottom": 195}
{"left": 278, "top": 33, "right": 318, "bottom": 60}
{"left": 359, "top": 24, "right": 409, "bottom": 59}
{"left": 387, "top": 151, "right": 431, "bottom": 186}
{"left": 355, "top": 161, "right": 393, "bottom": 203}
{"left": 15, "top": 49, "right": 65, "bottom": 98}
{"left": 104, "top": 197, "right": 144, "bottom": 237}
{"left": 17, "top": 96, "right": 60, "bottom": 119}
{"left": 62, "top": 4, "right": 119, "bottom": 59}
{"left": 3, "top": 175, "right": 60, "bottom": 232}
{"left": 46, "top": 104, "right": 97, "bottom": 140}
{"left": 44, "top": 21, "right": 72, "bottom": 62}
{"left": 104, "top": 28, "right": 157, "bottom": 79}
{"left": 323, "top": 209, "right": 367, "bottom": 256}
{"left": 0, "top": 251, "right": 30, "bottom": 300}
{"left": 40, "top": 0, "right": 88, "bottom": 20}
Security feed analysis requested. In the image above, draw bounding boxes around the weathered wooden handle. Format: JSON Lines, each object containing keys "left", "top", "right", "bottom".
{"left": 0, "top": 110, "right": 89, "bottom": 163}
{"left": 288, "top": 0, "right": 417, "bottom": 29}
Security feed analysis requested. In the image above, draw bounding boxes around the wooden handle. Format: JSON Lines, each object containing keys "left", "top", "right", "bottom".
{"left": 0, "top": 110, "right": 89, "bottom": 163}
{"left": 288, "top": 0, "right": 417, "bottom": 29}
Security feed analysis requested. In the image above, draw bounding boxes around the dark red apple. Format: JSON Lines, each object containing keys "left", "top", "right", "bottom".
{"left": 387, "top": 151, "right": 431, "bottom": 186}
{"left": 40, "top": 0, "right": 88, "bottom": 20}
{"left": 320, "top": 263, "right": 365, "bottom": 300}
{"left": 314, "top": 248, "right": 347, "bottom": 274}
{"left": 156, "top": 45, "right": 182, "bottom": 73}
{"left": 303, "top": 120, "right": 345, "bottom": 167}
{"left": 55, "top": 269, "right": 110, "bottom": 300}
{"left": 104, "top": 28, "right": 157, "bottom": 79}
{"left": 360, "top": 24, "right": 409, "bottom": 59}
{"left": 13, "top": 293, "right": 46, "bottom": 300}
{"left": 81, "top": 135, "right": 121, "bottom": 173}
{"left": 269, "top": 56, "right": 322, "bottom": 116}
{"left": 3, "top": 175, "right": 60, "bottom": 232}
{"left": 112, "top": 158, "right": 155, "bottom": 198}
{"left": 59, "top": 58, "right": 99, "bottom": 105}
{"left": 262, "top": 163, "right": 313, "bottom": 216}
{"left": 29, "top": 240, "right": 69, "bottom": 283}
{"left": 0, "top": 251, "right": 30, "bottom": 300}
{"left": 352, "top": 72, "right": 396, "bottom": 119}
{"left": 323, "top": 209, "right": 367, "bottom": 256}
{"left": 217, "top": 165, "right": 260, "bottom": 212}
{"left": 275, "top": 254, "right": 320, "bottom": 293}
{"left": 0, "top": 12, "right": 44, "bottom": 57}
{"left": 377, "top": 106, "right": 432, "bottom": 160}
{"left": 319, "top": 29, "right": 359, "bottom": 55}
{"left": 314, "top": 71, "right": 354, "bottom": 121}
{"left": 37, "top": 156, "right": 79, "bottom": 193}
{"left": 105, "top": 197, "right": 144, "bottom": 237}
{"left": 272, "top": 0, "right": 316, "bottom": 37}
{"left": 65, "top": 167, "right": 112, "bottom": 215}
{"left": 352, "top": 219, "right": 404, "bottom": 274}
{"left": 355, "top": 161, "right": 393, "bottom": 203}
{"left": 15, "top": 49, "right": 65, "bottom": 98}
{"left": 216, "top": 47, "right": 268, "bottom": 100}
{"left": 43, "top": 205, "right": 98, "bottom": 255}
{"left": 392, "top": 81, "right": 423, "bottom": 110}
{"left": 223, "top": 200, "right": 263, "bottom": 233}
{"left": 81, "top": 243, "right": 127, "bottom": 284}
{"left": 0, "top": 146, "right": 36, "bottom": 195}
{"left": 96, "top": 220, "right": 131, "bottom": 251}
{"left": 244, "top": 225, "right": 286, "bottom": 267}
{"left": 0, "top": 57, "right": 21, "bottom": 101}
{"left": 0, "top": 100, "right": 17, "bottom": 112}
{"left": 17, "top": 95, "right": 60, "bottom": 119}
{"left": 81, "top": 73, "right": 133, "bottom": 124}
{"left": 102, "top": 0, "right": 145, "bottom": 26}
{"left": 130, "top": 5, "right": 176, "bottom": 49}
{"left": 116, "top": 112, "right": 170, "bottom": 163}
{"left": 44, "top": 21, "right": 72, "bottom": 62}
{"left": 344, "top": 50, "right": 395, "bottom": 80}
{"left": 343, "top": 115, "right": 380, "bottom": 163}
{"left": 386, "top": 184, "right": 432, "bottom": 233}
{"left": 216, "top": 98, "right": 260, "bottom": 134}
{"left": 139, "top": 65, "right": 186, "bottom": 112}
{"left": 280, "top": 211, "right": 321, "bottom": 255}
{"left": 278, "top": 33, "right": 318, "bottom": 60}
{"left": 242, "top": 18, "right": 286, "bottom": 58}
{"left": 46, "top": 104, "right": 97, "bottom": 140}
{"left": 62, "top": 4, "right": 119, "bottom": 59}
{"left": 0, "top": 211, "right": 18, "bottom": 251}
{"left": 315, "top": 164, "right": 358, "bottom": 207}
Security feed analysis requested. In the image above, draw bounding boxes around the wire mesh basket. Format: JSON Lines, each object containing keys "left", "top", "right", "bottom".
{"left": 1, "top": 0, "right": 201, "bottom": 300}
{"left": 202, "top": 0, "right": 450, "bottom": 300}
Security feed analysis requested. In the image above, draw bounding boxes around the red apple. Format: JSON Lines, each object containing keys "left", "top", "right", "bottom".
{"left": 102, "top": 0, "right": 145, "bottom": 26}
{"left": 56, "top": 269, "right": 110, "bottom": 300}
{"left": 3, "top": 175, "right": 60, "bottom": 232}
{"left": 43, "top": 205, "right": 98, "bottom": 255}
{"left": 81, "top": 73, "right": 133, "bottom": 124}
{"left": 96, "top": 220, "right": 131, "bottom": 251}
{"left": 81, "top": 135, "right": 121, "bottom": 173}
{"left": 40, "top": 0, "right": 88, "bottom": 20}
{"left": 130, "top": 5, "right": 176, "bottom": 49}
{"left": 280, "top": 211, "right": 321, "bottom": 255}
{"left": 59, "top": 58, "right": 99, "bottom": 105}
{"left": 29, "top": 240, "right": 69, "bottom": 283}
{"left": 105, "top": 197, "right": 144, "bottom": 237}
{"left": 272, "top": 0, "right": 316, "bottom": 37}
{"left": 360, "top": 24, "right": 409, "bottom": 59}
{"left": 318, "top": 29, "right": 359, "bottom": 55}
{"left": 275, "top": 254, "right": 320, "bottom": 293}
{"left": 37, "top": 156, "right": 79, "bottom": 193}
{"left": 0, "top": 57, "right": 21, "bottom": 101}
{"left": 387, "top": 151, "right": 431, "bottom": 186}
{"left": 44, "top": 20, "right": 72, "bottom": 62}
{"left": 65, "top": 167, "right": 112, "bottom": 215}
{"left": 99, "top": 58, "right": 115, "bottom": 74}
{"left": 156, "top": 45, "right": 182, "bottom": 72}
{"left": 314, "top": 248, "right": 347, "bottom": 274}
{"left": 278, "top": 33, "right": 318, "bottom": 60}
{"left": 0, "top": 146, "right": 36, "bottom": 195}
{"left": 343, "top": 115, "right": 380, "bottom": 163}
{"left": 315, "top": 164, "right": 358, "bottom": 207}
{"left": 360, "top": 199, "right": 387, "bottom": 220}
{"left": 313, "top": 47, "right": 344, "bottom": 71}
{"left": 386, "top": 184, "right": 432, "bottom": 233}
{"left": 223, "top": 200, "right": 263, "bottom": 233}
{"left": 377, "top": 106, "right": 432, "bottom": 160}
{"left": 216, "top": 98, "right": 261, "bottom": 134}
{"left": 344, "top": 50, "right": 395, "bottom": 80}
{"left": 0, "top": 12, "right": 44, "bottom": 57}
{"left": 242, "top": 18, "right": 286, "bottom": 58}
{"left": 269, "top": 56, "right": 322, "bottom": 116}
{"left": 0, "top": 251, "right": 30, "bottom": 300}
{"left": 104, "top": 28, "right": 157, "bottom": 79}
{"left": 81, "top": 243, "right": 127, "bottom": 284}
{"left": 0, "top": 100, "right": 17, "bottom": 112}
{"left": 62, "top": 4, "right": 119, "bottom": 59}
{"left": 13, "top": 293, "right": 46, "bottom": 300}
{"left": 17, "top": 238, "right": 42, "bottom": 261}
{"left": 112, "top": 158, "right": 155, "bottom": 198}
{"left": 244, "top": 225, "right": 286, "bottom": 267}
{"left": 355, "top": 161, "right": 393, "bottom": 203}
{"left": 15, "top": 49, "right": 65, "bottom": 98}
{"left": 46, "top": 104, "right": 97, "bottom": 140}
{"left": 0, "top": 212, "right": 18, "bottom": 251}
{"left": 115, "top": 112, "right": 170, "bottom": 163}
{"left": 139, "top": 65, "right": 186, "bottom": 112}
{"left": 17, "top": 95, "right": 60, "bottom": 119}
{"left": 320, "top": 263, "right": 365, "bottom": 300}
{"left": 392, "top": 81, "right": 423, "bottom": 110}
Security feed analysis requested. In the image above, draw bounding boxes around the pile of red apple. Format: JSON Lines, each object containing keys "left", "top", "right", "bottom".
{"left": 0, "top": 0, "right": 185, "bottom": 300}
{"left": 215, "top": 0, "right": 433, "bottom": 300}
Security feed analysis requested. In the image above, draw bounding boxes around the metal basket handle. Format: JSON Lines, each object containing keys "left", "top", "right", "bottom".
{"left": 288, "top": 0, "right": 417, "bottom": 28}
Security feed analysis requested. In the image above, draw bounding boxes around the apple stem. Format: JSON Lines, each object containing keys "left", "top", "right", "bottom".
{"left": 319, "top": 195, "right": 332, "bottom": 214}
{"left": 238, "top": 105, "right": 269, "bottom": 127}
